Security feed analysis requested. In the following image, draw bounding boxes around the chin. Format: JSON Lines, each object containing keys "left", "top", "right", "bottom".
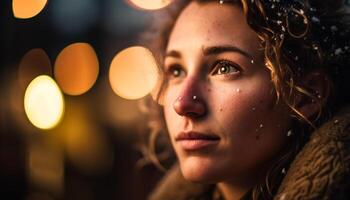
{"left": 179, "top": 156, "right": 222, "bottom": 184}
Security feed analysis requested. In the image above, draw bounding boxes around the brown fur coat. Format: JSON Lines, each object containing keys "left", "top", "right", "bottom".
{"left": 149, "top": 107, "right": 350, "bottom": 200}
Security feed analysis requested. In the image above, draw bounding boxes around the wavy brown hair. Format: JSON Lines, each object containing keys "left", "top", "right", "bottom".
{"left": 140, "top": 0, "right": 350, "bottom": 199}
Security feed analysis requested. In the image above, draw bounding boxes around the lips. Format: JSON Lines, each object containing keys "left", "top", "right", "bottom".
{"left": 175, "top": 132, "right": 220, "bottom": 151}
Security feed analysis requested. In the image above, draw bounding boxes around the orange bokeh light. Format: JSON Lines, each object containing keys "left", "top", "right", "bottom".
{"left": 127, "top": 0, "right": 173, "bottom": 10}
{"left": 109, "top": 46, "right": 159, "bottom": 100}
{"left": 18, "top": 48, "right": 51, "bottom": 89}
{"left": 54, "top": 43, "right": 99, "bottom": 96}
{"left": 13, "top": 0, "right": 48, "bottom": 19}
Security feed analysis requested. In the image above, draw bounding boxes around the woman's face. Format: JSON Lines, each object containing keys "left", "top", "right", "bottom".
{"left": 163, "top": 1, "right": 292, "bottom": 184}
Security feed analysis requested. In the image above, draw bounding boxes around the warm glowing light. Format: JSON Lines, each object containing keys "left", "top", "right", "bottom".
{"left": 54, "top": 43, "right": 99, "bottom": 96}
{"left": 109, "top": 46, "right": 159, "bottom": 100}
{"left": 18, "top": 48, "right": 51, "bottom": 89}
{"left": 24, "top": 75, "right": 64, "bottom": 130}
{"left": 127, "top": 0, "right": 173, "bottom": 10}
{"left": 13, "top": 0, "right": 48, "bottom": 19}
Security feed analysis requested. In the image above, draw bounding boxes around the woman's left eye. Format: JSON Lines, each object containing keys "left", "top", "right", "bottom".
{"left": 211, "top": 60, "right": 240, "bottom": 75}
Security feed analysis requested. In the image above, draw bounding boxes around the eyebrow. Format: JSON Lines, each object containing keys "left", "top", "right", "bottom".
{"left": 165, "top": 45, "right": 253, "bottom": 60}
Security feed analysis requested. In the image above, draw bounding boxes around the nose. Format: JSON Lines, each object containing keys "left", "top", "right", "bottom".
{"left": 173, "top": 92, "right": 207, "bottom": 118}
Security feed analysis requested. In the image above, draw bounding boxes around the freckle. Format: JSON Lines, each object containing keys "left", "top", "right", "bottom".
{"left": 207, "top": 88, "right": 211, "bottom": 92}
{"left": 219, "top": 108, "right": 223, "bottom": 112}
{"left": 259, "top": 100, "right": 263, "bottom": 103}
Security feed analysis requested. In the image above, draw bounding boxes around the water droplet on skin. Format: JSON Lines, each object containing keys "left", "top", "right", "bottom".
{"left": 251, "top": 59, "right": 254, "bottom": 64}
{"left": 259, "top": 124, "right": 263, "bottom": 128}
{"left": 287, "top": 130, "right": 293, "bottom": 137}
{"left": 334, "top": 119, "right": 339, "bottom": 124}
{"left": 193, "top": 96, "right": 197, "bottom": 100}
{"left": 236, "top": 88, "right": 241, "bottom": 93}
{"left": 252, "top": 107, "right": 256, "bottom": 111}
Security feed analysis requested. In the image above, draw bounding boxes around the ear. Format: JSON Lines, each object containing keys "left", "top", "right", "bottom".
{"left": 295, "top": 70, "right": 332, "bottom": 119}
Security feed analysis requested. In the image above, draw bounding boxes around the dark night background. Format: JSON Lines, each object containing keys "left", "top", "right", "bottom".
{"left": 0, "top": 0, "right": 172, "bottom": 199}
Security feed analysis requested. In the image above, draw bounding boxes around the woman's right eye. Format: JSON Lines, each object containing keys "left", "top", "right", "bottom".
{"left": 166, "top": 65, "right": 185, "bottom": 78}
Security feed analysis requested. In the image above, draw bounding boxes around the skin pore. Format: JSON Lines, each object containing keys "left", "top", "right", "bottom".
{"left": 162, "top": 2, "right": 294, "bottom": 200}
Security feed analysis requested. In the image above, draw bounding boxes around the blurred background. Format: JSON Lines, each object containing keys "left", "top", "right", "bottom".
{"left": 0, "top": 0, "right": 174, "bottom": 199}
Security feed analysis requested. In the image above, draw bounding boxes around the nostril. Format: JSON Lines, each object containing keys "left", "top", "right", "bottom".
{"left": 186, "top": 112, "right": 202, "bottom": 118}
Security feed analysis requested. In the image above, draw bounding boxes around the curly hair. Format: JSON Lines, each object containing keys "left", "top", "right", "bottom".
{"left": 141, "top": 0, "right": 350, "bottom": 199}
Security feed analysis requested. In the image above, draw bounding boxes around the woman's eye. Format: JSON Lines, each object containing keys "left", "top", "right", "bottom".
{"left": 166, "top": 65, "right": 185, "bottom": 78}
{"left": 212, "top": 60, "right": 240, "bottom": 75}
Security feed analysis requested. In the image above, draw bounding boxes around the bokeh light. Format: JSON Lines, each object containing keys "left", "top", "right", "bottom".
{"left": 109, "top": 46, "right": 159, "bottom": 100}
{"left": 127, "top": 0, "right": 173, "bottom": 10}
{"left": 54, "top": 43, "right": 99, "bottom": 96}
{"left": 18, "top": 48, "right": 51, "bottom": 90}
{"left": 12, "top": 0, "right": 48, "bottom": 19}
{"left": 24, "top": 75, "right": 64, "bottom": 130}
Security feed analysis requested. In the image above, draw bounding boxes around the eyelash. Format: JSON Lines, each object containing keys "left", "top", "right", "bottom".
{"left": 165, "top": 59, "right": 241, "bottom": 79}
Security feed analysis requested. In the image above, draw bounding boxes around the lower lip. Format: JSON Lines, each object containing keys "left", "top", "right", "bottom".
{"left": 177, "top": 139, "right": 219, "bottom": 151}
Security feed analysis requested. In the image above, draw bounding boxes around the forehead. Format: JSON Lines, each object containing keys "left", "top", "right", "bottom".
{"left": 167, "top": 1, "right": 260, "bottom": 53}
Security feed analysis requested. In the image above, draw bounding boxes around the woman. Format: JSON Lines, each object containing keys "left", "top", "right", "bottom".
{"left": 143, "top": 0, "right": 350, "bottom": 199}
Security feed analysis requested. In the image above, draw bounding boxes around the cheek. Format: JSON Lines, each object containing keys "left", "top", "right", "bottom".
{"left": 212, "top": 77, "right": 289, "bottom": 163}
{"left": 212, "top": 79, "right": 275, "bottom": 133}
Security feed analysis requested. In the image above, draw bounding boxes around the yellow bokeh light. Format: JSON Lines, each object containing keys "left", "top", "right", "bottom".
{"left": 24, "top": 75, "right": 64, "bottom": 130}
{"left": 109, "top": 46, "right": 159, "bottom": 100}
{"left": 54, "top": 43, "right": 99, "bottom": 96}
{"left": 18, "top": 48, "right": 51, "bottom": 90}
{"left": 127, "top": 0, "right": 173, "bottom": 10}
{"left": 13, "top": 0, "right": 48, "bottom": 19}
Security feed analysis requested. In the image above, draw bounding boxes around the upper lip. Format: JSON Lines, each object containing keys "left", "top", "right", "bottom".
{"left": 175, "top": 131, "right": 220, "bottom": 141}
